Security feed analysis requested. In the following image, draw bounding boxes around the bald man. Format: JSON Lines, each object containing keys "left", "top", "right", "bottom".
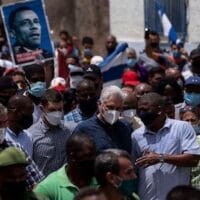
{"left": 134, "top": 83, "right": 152, "bottom": 100}
{"left": 121, "top": 91, "right": 143, "bottom": 129}
{"left": 165, "top": 68, "right": 184, "bottom": 88}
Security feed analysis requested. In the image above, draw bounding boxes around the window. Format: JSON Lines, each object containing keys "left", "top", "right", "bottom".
{"left": 144, "top": 0, "right": 187, "bottom": 39}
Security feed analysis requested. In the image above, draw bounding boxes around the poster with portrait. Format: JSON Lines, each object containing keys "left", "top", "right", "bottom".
{"left": 1, "top": 0, "right": 54, "bottom": 66}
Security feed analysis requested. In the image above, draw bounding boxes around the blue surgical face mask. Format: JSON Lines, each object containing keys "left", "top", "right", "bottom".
{"left": 126, "top": 58, "right": 137, "bottom": 67}
{"left": 184, "top": 92, "right": 200, "bottom": 107}
{"left": 173, "top": 50, "right": 181, "bottom": 59}
{"left": 29, "top": 81, "right": 46, "bottom": 98}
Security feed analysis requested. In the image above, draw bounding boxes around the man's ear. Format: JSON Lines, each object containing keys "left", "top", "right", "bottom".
{"left": 97, "top": 100, "right": 101, "bottom": 106}
{"left": 106, "top": 172, "right": 118, "bottom": 187}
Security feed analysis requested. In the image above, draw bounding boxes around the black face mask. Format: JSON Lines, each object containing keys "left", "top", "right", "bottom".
{"left": 79, "top": 97, "right": 97, "bottom": 114}
{"left": 138, "top": 111, "right": 159, "bottom": 126}
{"left": 75, "top": 159, "right": 95, "bottom": 178}
{"left": 18, "top": 114, "right": 33, "bottom": 129}
{"left": 150, "top": 42, "right": 159, "bottom": 48}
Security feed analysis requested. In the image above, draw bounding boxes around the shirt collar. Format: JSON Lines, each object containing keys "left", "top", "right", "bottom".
{"left": 6, "top": 128, "right": 24, "bottom": 137}
{"left": 58, "top": 165, "right": 98, "bottom": 188}
{"left": 144, "top": 117, "right": 172, "bottom": 135}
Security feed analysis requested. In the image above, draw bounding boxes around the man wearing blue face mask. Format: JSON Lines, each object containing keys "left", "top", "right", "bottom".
{"left": 95, "top": 149, "right": 138, "bottom": 200}
{"left": 132, "top": 92, "right": 200, "bottom": 200}
{"left": 184, "top": 76, "right": 200, "bottom": 108}
{"left": 28, "top": 89, "right": 71, "bottom": 176}
{"left": 126, "top": 48, "right": 137, "bottom": 68}
{"left": 23, "top": 64, "right": 46, "bottom": 123}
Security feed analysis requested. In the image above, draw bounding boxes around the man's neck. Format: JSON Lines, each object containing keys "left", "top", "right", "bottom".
{"left": 66, "top": 166, "right": 92, "bottom": 188}
{"left": 100, "top": 185, "right": 124, "bottom": 200}
{"left": 8, "top": 125, "right": 21, "bottom": 135}
{"left": 148, "top": 115, "right": 166, "bottom": 133}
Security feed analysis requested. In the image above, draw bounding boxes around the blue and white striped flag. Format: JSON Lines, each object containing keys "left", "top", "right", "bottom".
{"left": 155, "top": 0, "right": 177, "bottom": 43}
{"left": 99, "top": 42, "right": 128, "bottom": 86}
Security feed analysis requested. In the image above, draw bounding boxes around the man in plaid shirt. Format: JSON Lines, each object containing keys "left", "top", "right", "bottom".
{"left": 0, "top": 103, "right": 43, "bottom": 191}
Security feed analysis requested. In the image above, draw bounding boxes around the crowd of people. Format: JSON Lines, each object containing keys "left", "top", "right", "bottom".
{"left": 0, "top": 26, "right": 200, "bottom": 200}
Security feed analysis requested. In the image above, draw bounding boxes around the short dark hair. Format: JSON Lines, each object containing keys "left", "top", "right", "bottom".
{"left": 66, "top": 133, "right": 96, "bottom": 159}
{"left": 74, "top": 187, "right": 103, "bottom": 200}
{"left": 9, "top": 6, "right": 35, "bottom": 30}
{"left": 138, "top": 92, "right": 165, "bottom": 108}
{"left": 41, "top": 89, "right": 63, "bottom": 106}
{"left": 153, "top": 78, "right": 183, "bottom": 104}
{"left": 82, "top": 36, "right": 94, "bottom": 46}
{"left": 145, "top": 30, "right": 159, "bottom": 40}
{"left": 59, "top": 30, "right": 69, "bottom": 37}
{"left": 148, "top": 67, "right": 165, "bottom": 78}
{"left": 167, "top": 185, "right": 200, "bottom": 200}
{"left": 23, "top": 64, "right": 44, "bottom": 81}
{"left": 94, "top": 149, "right": 131, "bottom": 186}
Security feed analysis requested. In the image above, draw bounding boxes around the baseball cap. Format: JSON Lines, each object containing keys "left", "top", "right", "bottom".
{"left": 185, "top": 76, "right": 200, "bottom": 86}
{"left": 50, "top": 77, "right": 66, "bottom": 92}
{"left": 83, "top": 64, "right": 102, "bottom": 79}
{"left": 0, "top": 147, "right": 28, "bottom": 168}
{"left": 122, "top": 70, "right": 140, "bottom": 86}
{"left": 90, "top": 56, "right": 104, "bottom": 66}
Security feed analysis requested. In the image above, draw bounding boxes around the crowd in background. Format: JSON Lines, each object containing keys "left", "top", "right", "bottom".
{"left": 0, "top": 27, "right": 200, "bottom": 200}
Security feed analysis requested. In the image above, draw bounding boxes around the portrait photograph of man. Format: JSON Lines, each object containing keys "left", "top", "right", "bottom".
{"left": 1, "top": 0, "right": 54, "bottom": 66}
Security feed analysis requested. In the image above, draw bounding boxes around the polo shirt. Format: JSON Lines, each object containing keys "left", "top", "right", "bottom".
{"left": 73, "top": 115, "right": 132, "bottom": 153}
{"left": 35, "top": 165, "right": 98, "bottom": 200}
{"left": 132, "top": 118, "right": 200, "bottom": 200}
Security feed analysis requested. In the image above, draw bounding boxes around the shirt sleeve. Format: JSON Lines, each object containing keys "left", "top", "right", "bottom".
{"left": 131, "top": 133, "right": 141, "bottom": 163}
{"left": 181, "top": 122, "right": 200, "bottom": 155}
{"left": 34, "top": 177, "right": 54, "bottom": 200}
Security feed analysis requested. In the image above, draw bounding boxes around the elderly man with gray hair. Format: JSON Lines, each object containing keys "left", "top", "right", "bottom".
{"left": 73, "top": 85, "right": 132, "bottom": 153}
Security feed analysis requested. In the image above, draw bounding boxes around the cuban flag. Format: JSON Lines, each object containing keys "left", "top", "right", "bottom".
{"left": 99, "top": 42, "right": 128, "bottom": 86}
{"left": 155, "top": 0, "right": 177, "bottom": 43}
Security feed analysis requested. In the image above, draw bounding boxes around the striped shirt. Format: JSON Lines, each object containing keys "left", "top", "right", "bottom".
{"left": 28, "top": 118, "right": 70, "bottom": 176}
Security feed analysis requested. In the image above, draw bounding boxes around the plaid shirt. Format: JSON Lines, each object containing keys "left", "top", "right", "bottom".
{"left": 64, "top": 107, "right": 90, "bottom": 123}
{"left": 0, "top": 139, "right": 44, "bottom": 191}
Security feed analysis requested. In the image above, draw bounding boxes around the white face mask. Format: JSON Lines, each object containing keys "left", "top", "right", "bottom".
{"left": 0, "top": 128, "right": 6, "bottom": 144}
{"left": 104, "top": 110, "right": 120, "bottom": 125}
{"left": 121, "top": 109, "right": 136, "bottom": 123}
{"left": 69, "top": 75, "right": 83, "bottom": 89}
{"left": 45, "top": 111, "right": 63, "bottom": 126}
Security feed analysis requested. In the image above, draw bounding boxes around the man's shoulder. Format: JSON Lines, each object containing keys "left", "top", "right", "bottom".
{"left": 36, "top": 166, "right": 64, "bottom": 189}
{"left": 28, "top": 120, "right": 43, "bottom": 135}
{"left": 132, "top": 126, "right": 146, "bottom": 138}
{"left": 76, "top": 116, "right": 97, "bottom": 128}
{"left": 64, "top": 108, "right": 81, "bottom": 122}
{"left": 167, "top": 118, "right": 190, "bottom": 128}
